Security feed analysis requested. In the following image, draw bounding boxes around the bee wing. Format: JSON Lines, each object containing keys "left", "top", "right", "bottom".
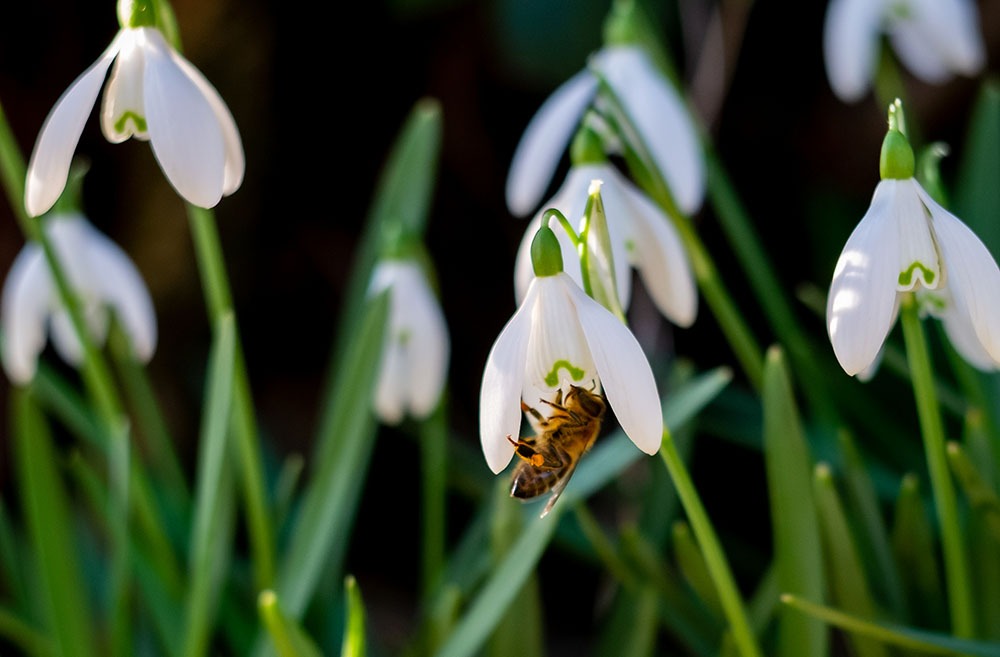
{"left": 538, "top": 459, "right": 581, "bottom": 518}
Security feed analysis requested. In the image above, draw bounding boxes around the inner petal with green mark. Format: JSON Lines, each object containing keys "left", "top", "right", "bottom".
{"left": 115, "top": 111, "right": 147, "bottom": 135}
{"left": 897, "top": 261, "right": 937, "bottom": 290}
{"left": 543, "top": 359, "right": 586, "bottom": 387}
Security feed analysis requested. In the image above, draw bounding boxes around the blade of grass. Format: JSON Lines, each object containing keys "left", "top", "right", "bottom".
{"left": 891, "top": 474, "right": 946, "bottom": 631}
{"left": 782, "top": 594, "right": 1000, "bottom": 657}
{"left": 257, "top": 591, "right": 323, "bottom": 657}
{"left": 813, "top": 463, "right": 890, "bottom": 657}
{"left": 181, "top": 312, "right": 238, "bottom": 657}
{"left": 12, "top": 389, "right": 97, "bottom": 657}
{"left": 762, "top": 343, "right": 826, "bottom": 657}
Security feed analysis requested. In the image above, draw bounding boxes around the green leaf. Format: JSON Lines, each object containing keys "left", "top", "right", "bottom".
{"left": 946, "top": 441, "right": 1000, "bottom": 543}
{"left": 341, "top": 576, "right": 367, "bottom": 657}
{"left": 673, "top": 520, "right": 724, "bottom": 620}
{"left": 182, "top": 311, "right": 238, "bottom": 657}
{"left": 782, "top": 594, "right": 1000, "bottom": 656}
{"left": 12, "top": 389, "right": 97, "bottom": 657}
{"left": 258, "top": 590, "right": 323, "bottom": 657}
{"left": 814, "top": 464, "right": 890, "bottom": 657}
{"left": 762, "top": 346, "right": 826, "bottom": 657}
{"left": 954, "top": 79, "right": 1000, "bottom": 258}
{"left": 891, "top": 474, "right": 946, "bottom": 630}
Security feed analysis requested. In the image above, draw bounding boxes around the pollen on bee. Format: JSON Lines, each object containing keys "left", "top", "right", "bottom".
{"left": 531, "top": 454, "right": 544, "bottom": 466}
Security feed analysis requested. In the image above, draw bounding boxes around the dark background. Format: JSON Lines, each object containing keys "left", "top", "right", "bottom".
{"left": 0, "top": 0, "right": 996, "bottom": 652}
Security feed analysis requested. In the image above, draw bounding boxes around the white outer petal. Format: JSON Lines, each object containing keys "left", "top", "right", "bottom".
{"left": 505, "top": 69, "right": 598, "bottom": 217}
{"left": 567, "top": 278, "right": 662, "bottom": 454}
{"left": 919, "top": 186, "right": 1000, "bottom": 365}
{"left": 392, "top": 263, "right": 450, "bottom": 419}
{"left": 616, "top": 171, "right": 697, "bottom": 326}
{"left": 373, "top": 335, "right": 406, "bottom": 425}
{"left": 166, "top": 38, "right": 245, "bottom": 195}
{"left": 827, "top": 180, "right": 901, "bottom": 376}
{"left": 25, "top": 33, "right": 122, "bottom": 217}
{"left": 822, "top": 0, "right": 884, "bottom": 102}
{"left": 141, "top": 28, "right": 226, "bottom": 208}
{"left": 479, "top": 286, "right": 534, "bottom": 474}
{"left": 1, "top": 245, "right": 52, "bottom": 384}
{"left": 86, "top": 226, "right": 158, "bottom": 362}
{"left": 49, "top": 307, "right": 110, "bottom": 367}
{"left": 938, "top": 299, "right": 997, "bottom": 370}
{"left": 892, "top": 0, "right": 984, "bottom": 82}
{"left": 595, "top": 46, "right": 705, "bottom": 215}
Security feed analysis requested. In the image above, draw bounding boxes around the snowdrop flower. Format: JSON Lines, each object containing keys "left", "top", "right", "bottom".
{"left": 826, "top": 106, "right": 1000, "bottom": 376}
{"left": 506, "top": 42, "right": 704, "bottom": 220}
{"left": 823, "top": 0, "right": 985, "bottom": 103}
{"left": 514, "top": 163, "right": 697, "bottom": 329}
{"left": 480, "top": 224, "right": 662, "bottom": 474}
{"left": 368, "top": 259, "right": 450, "bottom": 425}
{"left": 1, "top": 213, "right": 157, "bottom": 385}
{"left": 24, "top": 0, "right": 244, "bottom": 217}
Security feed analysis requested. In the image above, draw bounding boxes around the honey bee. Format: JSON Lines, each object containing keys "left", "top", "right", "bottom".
{"left": 507, "top": 384, "right": 607, "bottom": 517}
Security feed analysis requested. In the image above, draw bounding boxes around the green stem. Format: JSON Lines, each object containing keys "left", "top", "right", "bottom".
{"left": 594, "top": 80, "right": 763, "bottom": 389}
{"left": 0, "top": 98, "right": 133, "bottom": 657}
{"left": 658, "top": 431, "right": 763, "bottom": 657}
{"left": 899, "top": 296, "right": 974, "bottom": 637}
{"left": 186, "top": 204, "right": 275, "bottom": 591}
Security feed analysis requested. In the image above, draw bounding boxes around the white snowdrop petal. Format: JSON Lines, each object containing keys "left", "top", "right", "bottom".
{"left": 524, "top": 275, "right": 596, "bottom": 399}
{"left": 920, "top": 187, "right": 1000, "bottom": 365}
{"left": 396, "top": 265, "right": 450, "bottom": 419}
{"left": 86, "top": 229, "right": 157, "bottom": 362}
{"left": 890, "top": 179, "right": 940, "bottom": 290}
{"left": 480, "top": 285, "right": 535, "bottom": 474}
{"left": 1, "top": 247, "right": 53, "bottom": 384}
{"left": 619, "top": 175, "right": 697, "bottom": 326}
{"left": 101, "top": 30, "right": 149, "bottom": 142}
{"left": 505, "top": 70, "right": 598, "bottom": 217}
{"left": 25, "top": 35, "right": 121, "bottom": 217}
{"left": 568, "top": 280, "right": 662, "bottom": 454}
{"left": 827, "top": 181, "right": 902, "bottom": 376}
{"left": 165, "top": 39, "right": 245, "bottom": 196}
{"left": 49, "top": 309, "right": 87, "bottom": 366}
{"left": 822, "top": 0, "right": 883, "bottom": 101}
{"left": 906, "top": 0, "right": 985, "bottom": 76}
{"left": 888, "top": 23, "right": 952, "bottom": 83}
{"left": 939, "top": 300, "right": 997, "bottom": 370}
{"left": 373, "top": 338, "right": 406, "bottom": 425}
{"left": 142, "top": 29, "right": 226, "bottom": 208}
{"left": 597, "top": 46, "right": 705, "bottom": 215}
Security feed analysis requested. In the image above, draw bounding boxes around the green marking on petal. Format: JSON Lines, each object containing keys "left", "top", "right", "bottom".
{"left": 398, "top": 328, "right": 412, "bottom": 346}
{"left": 543, "top": 360, "right": 586, "bottom": 387}
{"left": 114, "top": 111, "right": 147, "bottom": 135}
{"left": 898, "top": 262, "right": 936, "bottom": 288}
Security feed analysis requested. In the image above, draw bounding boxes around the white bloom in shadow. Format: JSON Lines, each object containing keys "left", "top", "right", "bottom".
{"left": 1, "top": 213, "right": 157, "bottom": 384}
{"left": 827, "top": 178, "right": 1000, "bottom": 376}
{"left": 480, "top": 270, "right": 662, "bottom": 475}
{"left": 25, "top": 22, "right": 244, "bottom": 216}
{"left": 368, "top": 260, "right": 450, "bottom": 425}
{"left": 823, "top": 0, "right": 985, "bottom": 102}
{"left": 514, "top": 165, "right": 697, "bottom": 328}
{"left": 506, "top": 44, "right": 704, "bottom": 219}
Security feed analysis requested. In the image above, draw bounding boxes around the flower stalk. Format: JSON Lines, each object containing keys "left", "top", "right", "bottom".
{"left": 898, "top": 295, "right": 974, "bottom": 637}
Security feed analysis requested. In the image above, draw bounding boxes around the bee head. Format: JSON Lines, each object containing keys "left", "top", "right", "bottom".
{"left": 567, "top": 384, "right": 606, "bottom": 419}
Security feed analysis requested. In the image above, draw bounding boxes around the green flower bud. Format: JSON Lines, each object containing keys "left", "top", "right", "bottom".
{"left": 603, "top": 0, "right": 641, "bottom": 46}
{"left": 880, "top": 129, "right": 915, "bottom": 180}
{"left": 531, "top": 222, "right": 564, "bottom": 277}
{"left": 570, "top": 125, "right": 607, "bottom": 167}
{"left": 118, "top": 0, "right": 157, "bottom": 28}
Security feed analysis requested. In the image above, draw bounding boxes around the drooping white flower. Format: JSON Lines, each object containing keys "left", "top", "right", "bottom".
{"left": 480, "top": 226, "right": 662, "bottom": 474}
{"left": 514, "top": 164, "right": 697, "bottom": 329}
{"left": 24, "top": 4, "right": 244, "bottom": 217}
{"left": 368, "top": 259, "right": 450, "bottom": 425}
{"left": 1, "top": 213, "right": 157, "bottom": 385}
{"left": 826, "top": 177, "right": 1000, "bottom": 376}
{"left": 823, "top": 0, "right": 985, "bottom": 103}
{"left": 506, "top": 44, "right": 704, "bottom": 219}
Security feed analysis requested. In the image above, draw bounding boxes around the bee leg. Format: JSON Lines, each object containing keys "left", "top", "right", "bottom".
{"left": 506, "top": 435, "right": 547, "bottom": 467}
{"left": 520, "top": 400, "right": 548, "bottom": 427}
